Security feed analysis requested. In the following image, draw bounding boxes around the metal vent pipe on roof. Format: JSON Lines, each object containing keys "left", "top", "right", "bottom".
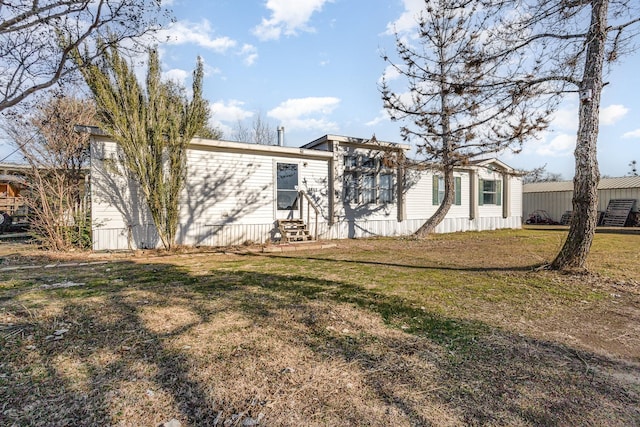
{"left": 277, "top": 126, "right": 284, "bottom": 146}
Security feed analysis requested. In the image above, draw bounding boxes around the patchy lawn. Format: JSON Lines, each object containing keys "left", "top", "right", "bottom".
{"left": 0, "top": 229, "right": 639, "bottom": 426}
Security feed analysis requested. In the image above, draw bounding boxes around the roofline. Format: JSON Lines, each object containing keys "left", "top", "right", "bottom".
{"left": 75, "top": 125, "right": 106, "bottom": 136}
{"left": 302, "top": 134, "right": 411, "bottom": 151}
{"left": 523, "top": 176, "right": 640, "bottom": 192}
{"left": 88, "top": 131, "right": 333, "bottom": 161}
{"left": 471, "top": 158, "right": 515, "bottom": 172}
{"left": 188, "top": 137, "right": 334, "bottom": 160}
{"left": 0, "top": 162, "right": 31, "bottom": 171}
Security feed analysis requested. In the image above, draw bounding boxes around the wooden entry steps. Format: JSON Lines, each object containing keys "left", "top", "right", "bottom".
{"left": 277, "top": 219, "right": 314, "bottom": 243}
{"left": 602, "top": 199, "right": 637, "bottom": 227}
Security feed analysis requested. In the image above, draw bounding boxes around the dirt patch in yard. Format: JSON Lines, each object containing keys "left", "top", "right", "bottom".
{"left": 1, "top": 230, "right": 639, "bottom": 426}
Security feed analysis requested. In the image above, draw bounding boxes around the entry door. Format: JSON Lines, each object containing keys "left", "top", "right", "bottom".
{"left": 276, "top": 162, "right": 299, "bottom": 219}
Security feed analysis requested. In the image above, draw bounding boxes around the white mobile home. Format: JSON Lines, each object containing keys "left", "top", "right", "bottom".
{"left": 89, "top": 132, "right": 523, "bottom": 250}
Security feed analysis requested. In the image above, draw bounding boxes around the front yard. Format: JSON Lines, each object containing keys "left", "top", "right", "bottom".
{"left": 1, "top": 229, "right": 639, "bottom": 426}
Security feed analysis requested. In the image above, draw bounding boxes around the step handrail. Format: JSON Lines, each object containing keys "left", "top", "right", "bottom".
{"left": 298, "top": 190, "right": 319, "bottom": 240}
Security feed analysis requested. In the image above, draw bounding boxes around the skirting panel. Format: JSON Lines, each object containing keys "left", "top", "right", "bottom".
{"left": 92, "top": 216, "right": 522, "bottom": 251}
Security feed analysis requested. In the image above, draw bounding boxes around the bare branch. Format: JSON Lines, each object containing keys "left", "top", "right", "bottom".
{"left": 0, "top": 0, "right": 171, "bottom": 111}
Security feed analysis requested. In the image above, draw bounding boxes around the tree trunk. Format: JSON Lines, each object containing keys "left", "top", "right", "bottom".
{"left": 551, "top": 0, "right": 607, "bottom": 270}
{"left": 415, "top": 165, "right": 455, "bottom": 237}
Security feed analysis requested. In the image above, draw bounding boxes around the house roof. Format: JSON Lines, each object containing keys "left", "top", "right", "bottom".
{"left": 302, "top": 134, "right": 411, "bottom": 151}
{"left": 0, "top": 162, "right": 31, "bottom": 174}
{"left": 189, "top": 137, "right": 334, "bottom": 160}
{"left": 84, "top": 126, "right": 334, "bottom": 160}
{"left": 470, "top": 158, "right": 515, "bottom": 172}
{"left": 524, "top": 176, "right": 640, "bottom": 193}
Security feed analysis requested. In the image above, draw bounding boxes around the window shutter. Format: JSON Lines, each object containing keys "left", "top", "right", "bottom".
{"left": 496, "top": 180, "right": 502, "bottom": 206}
{"left": 432, "top": 175, "right": 439, "bottom": 205}
{"left": 478, "top": 178, "right": 484, "bottom": 206}
{"left": 455, "top": 177, "right": 462, "bottom": 206}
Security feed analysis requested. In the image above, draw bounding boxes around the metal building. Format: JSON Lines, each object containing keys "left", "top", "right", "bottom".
{"left": 523, "top": 177, "right": 640, "bottom": 224}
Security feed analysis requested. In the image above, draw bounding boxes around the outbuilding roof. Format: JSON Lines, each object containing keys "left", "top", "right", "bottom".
{"left": 524, "top": 176, "right": 640, "bottom": 193}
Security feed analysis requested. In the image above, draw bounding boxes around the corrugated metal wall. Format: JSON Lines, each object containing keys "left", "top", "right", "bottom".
{"left": 523, "top": 187, "right": 640, "bottom": 224}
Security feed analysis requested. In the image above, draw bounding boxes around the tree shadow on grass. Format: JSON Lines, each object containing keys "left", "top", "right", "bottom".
{"left": 250, "top": 252, "right": 545, "bottom": 273}
{"left": 200, "top": 269, "right": 640, "bottom": 426}
{"left": 1, "top": 260, "right": 639, "bottom": 426}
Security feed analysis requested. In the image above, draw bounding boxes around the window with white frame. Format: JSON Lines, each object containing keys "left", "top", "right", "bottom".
{"left": 362, "top": 173, "right": 376, "bottom": 204}
{"left": 344, "top": 171, "right": 358, "bottom": 203}
{"left": 342, "top": 153, "right": 395, "bottom": 205}
{"left": 379, "top": 173, "right": 394, "bottom": 203}
{"left": 479, "top": 179, "right": 501, "bottom": 205}
{"left": 277, "top": 163, "right": 299, "bottom": 210}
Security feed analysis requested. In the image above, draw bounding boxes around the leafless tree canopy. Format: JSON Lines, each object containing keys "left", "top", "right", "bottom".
{"left": 522, "top": 165, "right": 563, "bottom": 183}
{"left": 2, "top": 93, "right": 96, "bottom": 249}
{"left": 0, "top": 0, "right": 170, "bottom": 112}
{"left": 232, "top": 112, "right": 278, "bottom": 145}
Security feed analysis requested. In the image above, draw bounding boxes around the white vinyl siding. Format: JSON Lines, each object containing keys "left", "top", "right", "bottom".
{"left": 91, "top": 138, "right": 331, "bottom": 250}
{"left": 90, "top": 133, "right": 523, "bottom": 250}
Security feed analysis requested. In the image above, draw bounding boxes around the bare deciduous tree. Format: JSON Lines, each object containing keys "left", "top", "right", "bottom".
{"left": 493, "top": 0, "right": 640, "bottom": 269}
{"left": 2, "top": 93, "right": 96, "bottom": 250}
{"left": 522, "top": 165, "right": 563, "bottom": 184}
{"left": 381, "top": 0, "right": 555, "bottom": 236}
{"left": 77, "top": 46, "right": 208, "bottom": 250}
{"left": 0, "top": 0, "right": 169, "bottom": 112}
{"left": 232, "top": 112, "right": 278, "bottom": 145}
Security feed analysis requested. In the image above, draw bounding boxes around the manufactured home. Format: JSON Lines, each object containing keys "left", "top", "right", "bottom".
{"left": 88, "top": 131, "right": 523, "bottom": 250}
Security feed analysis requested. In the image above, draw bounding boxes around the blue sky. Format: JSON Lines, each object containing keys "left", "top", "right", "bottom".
{"left": 4, "top": 0, "right": 639, "bottom": 179}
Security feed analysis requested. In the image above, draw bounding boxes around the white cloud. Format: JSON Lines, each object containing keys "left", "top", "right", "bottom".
{"left": 208, "top": 100, "right": 255, "bottom": 138}
{"left": 158, "top": 20, "right": 236, "bottom": 53}
{"left": 548, "top": 102, "right": 628, "bottom": 133}
{"left": 239, "top": 44, "right": 258, "bottom": 66}
{"left": 551, "top": 107, "right": 579, "bottom": 131}
{"left": 366, "top": 109, "right": 392, "bottom": 127}
{"left": 622, "top": 129, "right": 640, "bottom": 139}
{"left": 380, "top": 64, "right": 402, "bottom": 83}
{"left": 210, "top": 99, "right": 254, "bottom": 122}
{"left": 535, "top": 133, "right": 575, "bottom": 157}
{"left": 600, "top": 104, "right": 628, "bottom": 125}
{"left": 385, "top": 0, "right": 424, "bottom": 36}
{"left": 268, "top": 97, "right": 340, "bottom": 131}
{"left": 162, "top": 68, "right": 189, "bottom": 85}
{"left": 253, "top": 0, "right": 333, "bottom": 41}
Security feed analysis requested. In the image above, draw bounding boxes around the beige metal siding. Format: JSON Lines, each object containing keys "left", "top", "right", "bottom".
{"left": 522, "top": 190, "right": 573, "bottom": 223}
{"left": 522, "top": 186, "right": 640, "bottom": 224}
{"left": 599, "top": 188, "right": 640, "bottom": 212}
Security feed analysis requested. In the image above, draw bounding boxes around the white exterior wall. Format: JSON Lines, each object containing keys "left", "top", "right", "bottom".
{"left": 400, "top": 166, "right": 521, "bottom": 234}
{"left": 510, "top": 178, "right": 523, "bottom": 219}
{"left": 90, "top": 134, "right": 522, "bottom": 250}
{"left": 91, "top": 138, "right": 331, "bottom": 250}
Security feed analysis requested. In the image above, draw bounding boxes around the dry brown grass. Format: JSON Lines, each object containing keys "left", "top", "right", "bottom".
{"left": 1, "top": 229, "right": 639, "bottom": 426}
